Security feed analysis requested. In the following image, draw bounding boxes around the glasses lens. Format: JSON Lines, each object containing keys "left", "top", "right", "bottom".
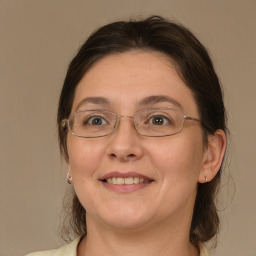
{"left": 69, "top": 110, "right": 116, "bottom": 137}
{"left": 134, "top": 108, "right": 184, "bottom": 136}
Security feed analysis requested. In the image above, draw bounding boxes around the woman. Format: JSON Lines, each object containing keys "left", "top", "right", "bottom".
{"left": 27, "top": 16, "right": 227, "bottom": 256}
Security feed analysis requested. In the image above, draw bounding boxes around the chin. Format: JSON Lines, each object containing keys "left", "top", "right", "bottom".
{"left": 104, "top": 217, "right": 151, "bottom": 231}
{"left": 95, "top": 205, "right": 154, "bottom": 230}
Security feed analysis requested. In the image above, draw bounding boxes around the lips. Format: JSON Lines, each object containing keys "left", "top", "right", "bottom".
{"left": 99, "top": 172, "right": 154, "bottom": 193}
{"left": 106, "top": 177, "right": 150, "bottom": 184}
{"left": 100, "top": 171, "right": 154, "bottom": 183}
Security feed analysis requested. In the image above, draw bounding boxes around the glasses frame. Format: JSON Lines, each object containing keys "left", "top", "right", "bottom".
{"left": 61, "top": 108, "right": 201, "bottom": 138}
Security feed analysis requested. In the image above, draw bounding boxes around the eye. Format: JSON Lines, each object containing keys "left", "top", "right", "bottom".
{"left": 85, "top": 116, "right": 108, "bottom": 126}
{"left": 149, "top": 115, "right": 171, "bottom": 125}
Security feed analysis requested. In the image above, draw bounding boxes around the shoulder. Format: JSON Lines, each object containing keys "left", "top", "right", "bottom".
{"left": 25, "top": 237, "right": 81, "bottom": 256}
{"left": 25, "top": 238, "right": 210, "bottom": 256}
{"left": 199, "top": 243, "right": 211, "bottom": 256}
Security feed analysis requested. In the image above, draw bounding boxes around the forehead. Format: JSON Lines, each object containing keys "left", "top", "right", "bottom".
{"left": 72, "top": 50, "right": 198, "bottom": 115}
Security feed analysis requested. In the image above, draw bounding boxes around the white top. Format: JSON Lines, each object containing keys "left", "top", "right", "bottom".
{"left": 26, "top": 237, "right": 211, "bottom": 256}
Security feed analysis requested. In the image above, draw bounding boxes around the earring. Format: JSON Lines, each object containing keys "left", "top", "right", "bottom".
{"left": 205, "top": 176, "right": 208, "bottom": 183}
{"left": 66, "top": 173, "right": 73, "bottom": 184}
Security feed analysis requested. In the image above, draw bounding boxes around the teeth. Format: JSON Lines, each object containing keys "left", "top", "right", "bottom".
{"left": 105, "top": 177, "right": 150, "bottom": 184}
{"left": 117, "top": 177, "right": 125, "bottom": 184}
{"left": 134, "top": 177, "right": 139, "bottom": 184}
{"left": 107, "top": 178, "right": 113, "bottom": 184}
{"left": 125, "top": 177, "right": 133, "bottom": 185}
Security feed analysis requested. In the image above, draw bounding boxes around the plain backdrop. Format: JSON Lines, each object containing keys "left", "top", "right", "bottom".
{"left": 1, "top": 1, "right": 256, "bottom": 256}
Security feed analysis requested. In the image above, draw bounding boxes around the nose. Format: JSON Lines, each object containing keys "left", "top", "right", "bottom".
{"left": 106, "top": 116, "right": 144, "bottom": 162}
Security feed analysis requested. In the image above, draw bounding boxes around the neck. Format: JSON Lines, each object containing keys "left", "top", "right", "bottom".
{"left": 78, "top": 214, "right": 199, "bottom": 256}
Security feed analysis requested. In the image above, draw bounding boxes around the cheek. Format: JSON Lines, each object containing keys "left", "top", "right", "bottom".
{"left": 146, "top": 137, "right": 204, "bottom": 214}
{"left": 147, "top": 135, "right": 204, "bottom": 184}
{"left": 67, "top": 136, "right": 106, "bottom": 180}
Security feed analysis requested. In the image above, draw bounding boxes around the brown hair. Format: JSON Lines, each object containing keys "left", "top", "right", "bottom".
{"left": 57, "top": 15, "right": 227, "bottom": 246}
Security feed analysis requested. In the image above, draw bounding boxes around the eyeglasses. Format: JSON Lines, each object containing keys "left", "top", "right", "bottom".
{"left": 61, "top": 108, "right": 201, "bottom": 138}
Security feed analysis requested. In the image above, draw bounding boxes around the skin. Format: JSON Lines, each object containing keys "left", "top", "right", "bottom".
{"left": 67, "top": 50, "right": 226, "bottom": 256}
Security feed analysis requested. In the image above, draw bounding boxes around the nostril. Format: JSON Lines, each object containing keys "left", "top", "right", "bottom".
{"left": 109, "top": 152, "right": 136, "bottom": 160}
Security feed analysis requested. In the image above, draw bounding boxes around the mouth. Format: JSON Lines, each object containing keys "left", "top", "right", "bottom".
{"left": 99, "top": 172, "right": 154, "bottom": 193}
{"left": 102, "top": 177, "right": 152, "bottom": 184}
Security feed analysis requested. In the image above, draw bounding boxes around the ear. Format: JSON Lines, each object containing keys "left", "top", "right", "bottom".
{"left": 66, "top": 165, "right": 73, "bottom": 184}
{"left": 67, "top": 164, "right": 72, "bottom": 176}
{"left": 198, "top": 129, "right": 226, "bottom": 183}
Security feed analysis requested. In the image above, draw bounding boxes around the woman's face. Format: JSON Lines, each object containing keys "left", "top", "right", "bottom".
{"left": 67, "top": 51, "right": 207, "bottom": 231}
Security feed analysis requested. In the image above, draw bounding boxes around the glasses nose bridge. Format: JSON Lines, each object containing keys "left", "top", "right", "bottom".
{"left": 118, "top": 114, "right": 134, "bottom": 120}
{"left": 114, "top": 114, "right": 137, "bottom": 132}
{"left": 116, "top": 114, "right": 135, "bottom": 124}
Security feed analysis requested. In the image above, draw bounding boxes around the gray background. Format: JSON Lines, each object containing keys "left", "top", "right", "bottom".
{"left": 1, "top": 1, "right": 256, "bottom": 256}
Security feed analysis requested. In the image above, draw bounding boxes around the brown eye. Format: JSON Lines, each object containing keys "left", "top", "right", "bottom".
{"left": 91, "top": 117, "right": 103, "bottom": 125}
{"left": 152, "top": 116, "right": 164, "bottom": 125}
{"left": 150, "top": 115, "right": 170, "bottom": 125}
{"left": 85, "top": 116, "right": 107, "bottom": 126}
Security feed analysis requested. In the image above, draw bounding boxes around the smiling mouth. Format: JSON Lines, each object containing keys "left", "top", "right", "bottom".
{"left": 102, "top": 177, "right": 152, "bottom": 185}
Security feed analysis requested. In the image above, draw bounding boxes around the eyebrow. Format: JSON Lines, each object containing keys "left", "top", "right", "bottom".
{"left": 75, "top": 97, "right": 111, "bottom": 111}
{"left": 138, "top": 95, "right": 184, "bottom": 110}
{"left": 75, "top": 95, "right": 183, "bottom": 111}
